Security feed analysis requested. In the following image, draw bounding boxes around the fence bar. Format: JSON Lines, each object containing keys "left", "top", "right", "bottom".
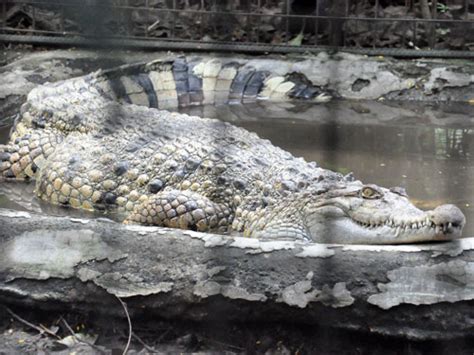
{"left": 2, "top": 33, "right": 474, "bottom": 59}
{"left": 285, "top": 0, "right": 290, "bottom": 44}
{"left": 0, "top": 0, "right": 472, "bottom": 57}
{"left": 2, "top": 1, "right": 7, "bottom": 29}
{"left": 314, "top": 0, "right": 319, "bottom": 46}
{"left": 1, "top": 2, "right": 472, "bottom": 24}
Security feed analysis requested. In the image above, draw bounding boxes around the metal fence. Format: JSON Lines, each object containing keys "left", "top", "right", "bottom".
{"left": 1, "top": 0, "right": 473, "bottom": 57}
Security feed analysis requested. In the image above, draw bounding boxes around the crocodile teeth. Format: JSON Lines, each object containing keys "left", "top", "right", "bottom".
{"left": 395, "top": 226, "right": 401, "bottom": 237}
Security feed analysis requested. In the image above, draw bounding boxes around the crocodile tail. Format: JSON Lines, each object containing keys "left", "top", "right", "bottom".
{"left": 13, "top": 56, "right": 331, "bottom": 142}
{"left": 91, "top": 56, "right": 331, "bottom": 109}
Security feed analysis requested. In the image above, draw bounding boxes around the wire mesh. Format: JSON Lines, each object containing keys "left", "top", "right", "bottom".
{"left": 0, "top": 0, "right": 473, "bottom": 57}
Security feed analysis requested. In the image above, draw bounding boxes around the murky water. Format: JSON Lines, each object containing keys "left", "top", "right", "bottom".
{"left": 2, "top": 100, "right": 474, "bottom": 237}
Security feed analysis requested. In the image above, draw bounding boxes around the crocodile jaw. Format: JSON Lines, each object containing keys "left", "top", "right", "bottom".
{"left": 306, "top": 204, "right": 465, "bottom": 245}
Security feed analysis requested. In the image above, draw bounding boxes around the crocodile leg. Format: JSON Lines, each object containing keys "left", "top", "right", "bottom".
{"left": 0, "top": 131, "right": 62, "bottom": 180}
{"left": 125, "top": 189, "right": 233, "bottom": 233}
{"left": 240, "top": 204, "right": 310, "bottom": 241}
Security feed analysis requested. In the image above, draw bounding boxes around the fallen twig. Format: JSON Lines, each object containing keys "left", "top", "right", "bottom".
{"left": 131, "top": 332, "right": 156, "bottom": 353}
{"left": 4, "top": 306, "right": 60, "bottom": 339}
{"left": 116, "top": 296, "right": 132, "bottom": 355}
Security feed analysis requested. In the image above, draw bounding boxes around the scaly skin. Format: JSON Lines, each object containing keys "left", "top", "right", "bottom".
{"left": 0, "top": 57, "right": 466, "bottom": 244}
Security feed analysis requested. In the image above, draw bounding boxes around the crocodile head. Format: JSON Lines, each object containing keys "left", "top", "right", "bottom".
{"left": 302, "top": 182, "right": 465, "bottom": 244}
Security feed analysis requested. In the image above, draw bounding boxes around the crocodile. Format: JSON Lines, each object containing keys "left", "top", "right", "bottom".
{"left": 0, "top": 56, "right": 466, "bottom": 244}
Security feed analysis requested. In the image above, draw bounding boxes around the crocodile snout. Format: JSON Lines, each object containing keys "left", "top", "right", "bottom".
{"left": 429, "top": 204, "right": 466, "bottom": 235}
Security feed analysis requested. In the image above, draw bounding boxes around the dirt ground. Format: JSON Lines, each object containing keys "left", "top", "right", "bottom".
{"left": 2, "top": 305, "right": 474, "bottom": 354}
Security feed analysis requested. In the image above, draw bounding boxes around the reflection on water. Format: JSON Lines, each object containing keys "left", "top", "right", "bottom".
{"left": 1, "top": 100, "right": 474, "bottom": 237}
{"left": 435, "top": 128, "right": 473, "bottom": 159}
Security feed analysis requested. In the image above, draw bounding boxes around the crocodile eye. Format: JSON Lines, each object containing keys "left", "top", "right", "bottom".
{"left": 361, "top": 186, "right": 381, "bottom": 199}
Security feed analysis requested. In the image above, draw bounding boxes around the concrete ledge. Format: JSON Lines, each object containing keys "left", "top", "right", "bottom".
{"left": 1, "top": 208, "right": 474, "bottom": 340}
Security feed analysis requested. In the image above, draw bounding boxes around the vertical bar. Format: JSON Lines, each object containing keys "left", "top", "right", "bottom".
{"left": 431, "top": 0, "right": 437, "bottom": 48}
{"left": 373, "top": 0, "right": 379, "bottom": 48}
{"left": 145, "top": 0, "right": 149, "bottom": 37}
{"left": 2, "top": 1, "right": 6, "bottom": 31}
{"left": 60, "top": 4, "right": 65, "bottom": 33}
{"left": 314, "top": 0, "right": 319, "bottom": 45}
{"left": 401, "top": 19, "right": 406, "bottom": 48}
{"left": 247, "top": 0, "right": 252, "bottom": 43}
{"left": 125, "top": 0, "right": 131, "bottom": 36}
{"left": 199, "top": 0, "right": 203, "bottom": 40}
{"left": 171, "top": 0, "right": 176, "bottom": 39}
{"left": 212, "top": 0, "right": 217, "bottom": 39}
{"left": 285, "top": 0, "right": 290, "bottom": 44}
{"left": 256, "top": 0, "right": 261, "bottom": 43}
{"left": 32, "top": 6, "right": 36, "bottom": 33}
{"left": 413, "top": 20, "right": 417, "bottom": 48}
{"left": 344, "top": 0, "right": 349, "bottom": 47}
{"left": 464, "top": 0, "right": 469, "bottom": 19}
